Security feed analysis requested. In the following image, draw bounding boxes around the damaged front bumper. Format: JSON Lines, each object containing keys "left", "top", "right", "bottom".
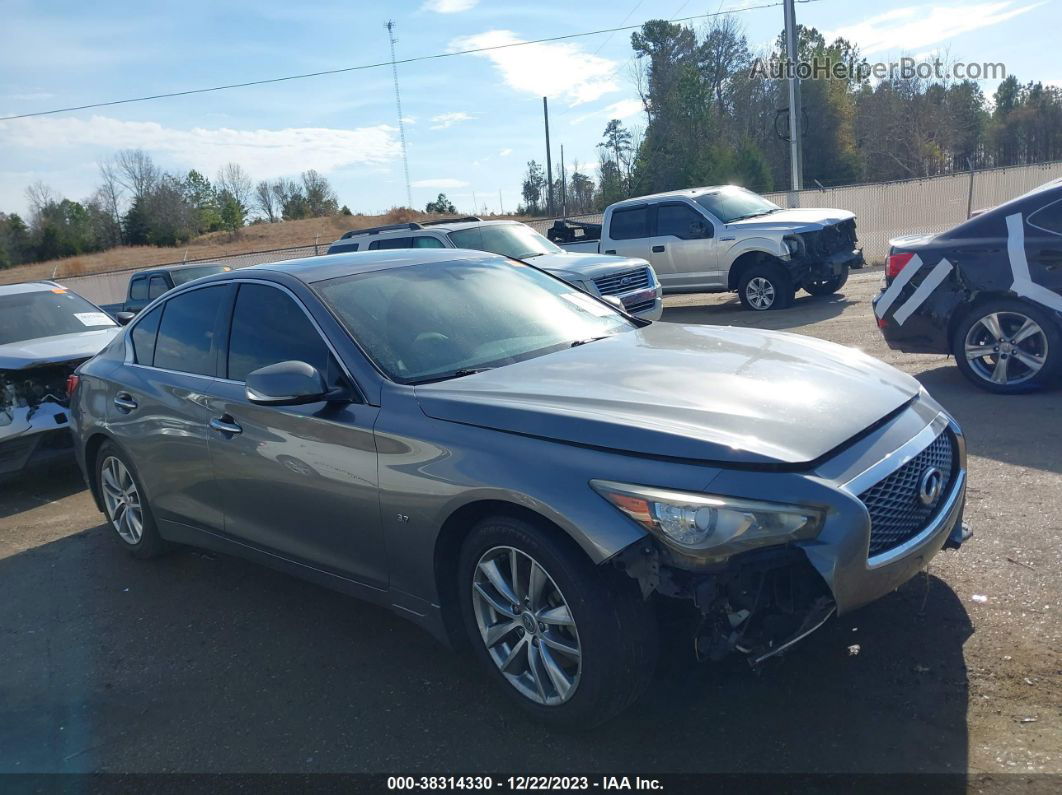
{"left": 0, "top": 401, "right": 74, "bottom": 479}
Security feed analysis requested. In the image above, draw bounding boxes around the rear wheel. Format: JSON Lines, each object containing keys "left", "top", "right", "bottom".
{"left": 953, "top": 298, "right": 1062, "bottom": 393}
{"left": 458, "top": 514, "right": 657, "bottom": 728}
{"left": 738, "top": 262, "right": 794, "bottom": 311}
{"left": 96, "top": 441, "right": 167, "bottom": 558}
{"left": 804, "top": 264, "right": 849, "bottom": 296}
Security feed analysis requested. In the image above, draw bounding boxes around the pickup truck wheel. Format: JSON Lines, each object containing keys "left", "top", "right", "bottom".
{"left": 459, "top": 515, "right": 657, "bottom": 728}
{"left": 952, "top": 298, "right": 1062, "bottom": 393}
{"left": 738, "top": 263, "right": 794, "bottom": 311}
{"left": 804, "top": 264, "right": 850, "bottom": 296}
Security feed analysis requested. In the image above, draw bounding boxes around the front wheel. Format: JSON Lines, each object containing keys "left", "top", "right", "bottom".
{"left": 737, "top": 262, "right": 795, "bottom": 311}
{"left": 804, "top": 264, "right": 849, "bottom": 296}
{"left": 458, "top": 515, "right": 657, "bottom": 728}
{"left": 953, "top": 298, "right": 1062, "bottom": 393}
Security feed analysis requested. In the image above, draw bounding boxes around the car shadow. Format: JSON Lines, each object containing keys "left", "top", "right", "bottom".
{"left": 0, "top": 461, "right": 86, "bottom": 520}
{"left": 916, "top": 365, "right": 1062, "bottom": 475}
{"left": 0, "top": 522, "right": 972, "bottom": 776}
{"left": 662, "top": 293, "right": 853, "bottom": 330}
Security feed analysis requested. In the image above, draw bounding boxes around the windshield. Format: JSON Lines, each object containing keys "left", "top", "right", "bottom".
{"left": 169, "top": 264, "right": 232, "bottom": 285}
{"left": 448, "top": 224, "right": 563, "bottom": 260}
{"left": 695, "top": 187, "right": 781, "bottom": 223}
{"left": 0, "top": 289, "right": 116, "bottom": 346}
{"left": 316, "top": 257, "right": 633, "bottom": 383}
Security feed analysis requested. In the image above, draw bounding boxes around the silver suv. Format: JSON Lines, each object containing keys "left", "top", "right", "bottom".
{"left": 328, "top": 217, "right": 663, "bottom": 320}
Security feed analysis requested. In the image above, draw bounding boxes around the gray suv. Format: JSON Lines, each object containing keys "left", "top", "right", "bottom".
{"left": 70, "top": 249, "right": 970, "bottom": 727}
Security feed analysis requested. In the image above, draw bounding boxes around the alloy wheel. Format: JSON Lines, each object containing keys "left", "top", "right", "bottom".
{"left": 471, "top": 545, "right": 582, "bottom": 706}
{"left": 746, "top": 277, "right": 776, "bottom": 310}
{"left": 101, "top": 456, "right": 144, "bottom": 545}
{"left": 964, "top": 311, "right": 1048, "bottom": 386}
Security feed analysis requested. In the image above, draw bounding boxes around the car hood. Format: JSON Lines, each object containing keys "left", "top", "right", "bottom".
{"left": 525, "top": 252, "right": 650, "bottom": 280}
{"left": 0, "top": 328, "right": 119, "bottom": 370}
{"left": 726, "top": 207, "right": 856, "bottom": 234}
{"left": 415, "top": 324, "right": 920, "bottom": 466}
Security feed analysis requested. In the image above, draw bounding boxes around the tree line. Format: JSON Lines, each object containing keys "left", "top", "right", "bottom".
{"left": 520, "top": 16, "right": 1062, "bottom": 215}
{"left": 0, "top": 149, "right": 347, "bottom": 268}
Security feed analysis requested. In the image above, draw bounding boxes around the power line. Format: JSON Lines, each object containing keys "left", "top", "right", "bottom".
{"left": 0, "top": 1, "right": 824, "bottom": 122}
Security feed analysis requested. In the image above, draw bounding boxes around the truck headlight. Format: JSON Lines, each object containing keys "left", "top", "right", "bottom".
{"left": 591, "top": 480, "right": 823, "bottom": 552}
{"left": 784, "top": 236, "right": 802, "bottom": 256}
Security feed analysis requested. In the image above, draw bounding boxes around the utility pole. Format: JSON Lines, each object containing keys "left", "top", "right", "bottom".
{"left": 498, "top": 189, "right": 504, "bottom": 215}
{"left": 386, "top": 20, "right": 414, "bottom": 209}
{"left": 542, "top": 97, "right": 554, "bottom": 217}
{"left": 783, "top": 0, "right": 804, "bottom": 192}
{"left": 560, "top": 145, "right": 567, "bottom": 218}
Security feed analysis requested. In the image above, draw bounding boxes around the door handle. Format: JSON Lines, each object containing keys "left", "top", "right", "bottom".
{"left": 209, "top": 416, "right": 243, "bottom": 436}
{"left": 652, "top": 245, "right": 665, "bottom": 253}
{"left": 113, "top": 393, "right": 138, "bottom": 412}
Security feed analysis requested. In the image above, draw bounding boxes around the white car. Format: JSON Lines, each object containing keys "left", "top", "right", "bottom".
{"left": 328, "top": 218, "right": 663, "bottom": 320}
{"left": 550, "top": 186, "right": 864, "bottom": 311}
{"left": 0, "top": 281, "right": 120, "bottom": 479}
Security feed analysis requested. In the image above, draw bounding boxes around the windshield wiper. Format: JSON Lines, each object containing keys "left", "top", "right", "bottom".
{"left": 728, "top": 210, "right": 776, "bottom": 222}
{"left": 569, "top": 336, "right": 610, "bottom": 348}
{"left": 410, "top": 367, "right": 494, "bottom": 385}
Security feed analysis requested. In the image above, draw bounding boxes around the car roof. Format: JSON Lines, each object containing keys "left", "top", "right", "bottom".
{"left": 131, "top": 262, "right": 228, "bottom": 277}
{"left": 609, "top": 185, "right": 738, "bottom": 208}
{"left": 0, "top": 280, "right": 64, "bottom": 296}
{"left": 338, "top": 219, "right": 520, "bottom": 240}
{"left": 251, "top": 248, "right": 502, "bottom": 284}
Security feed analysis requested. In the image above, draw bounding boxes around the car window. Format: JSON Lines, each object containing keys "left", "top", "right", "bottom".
{"left": 129, "top": 277, "right": 148, "bottom": 302}
{"left": 226, "top": 283, "right": 333, "bottom": 382}
{"left": 1028, "top": 198, "right": 1062, "bottom": 236}
{"left": 130, "top": 305, "right": 162, "bottom": 365}
{"left": 368, "top": 237, "right": 413, "bottom": 250}
{"left": 609, "top": 207, "right": 650, "bottom": 240}
{"left": 447, "top": 225, "right": 562, "bottom": 258}
{"left": 152, "top": 286, "right": 226, "bottom": 376}
{"left": 170, "top": 265, "right": 232, "bottom": 285}
{"left": 148, "top": 275, "right": 169, "bottom": 300}
{"left": 656, "top": 204, "right": 711, "bottom": 240}
{"left": 413, "top": 236, "right": 445, "bottom": 249}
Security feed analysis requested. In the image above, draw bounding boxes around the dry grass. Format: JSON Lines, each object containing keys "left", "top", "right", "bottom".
{"left": 0, "top": 209, "right": 531, "bottom": 285}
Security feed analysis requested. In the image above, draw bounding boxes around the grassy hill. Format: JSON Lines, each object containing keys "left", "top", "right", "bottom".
{"left": 0, "top": 210, "right": 529, "bottom": 285}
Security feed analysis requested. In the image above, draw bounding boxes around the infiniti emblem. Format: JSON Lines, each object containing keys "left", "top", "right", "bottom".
{"left": 918, "top": 467, "right": 944, "bottom": 507}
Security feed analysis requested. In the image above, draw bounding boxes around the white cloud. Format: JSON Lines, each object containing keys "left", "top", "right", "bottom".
{"left": 829, "top": 2, "right": 1045, "bottom": 56}
{"left": 401, "top": 116, "right": 416, "bottom": 125}
{"left": 571, "top": 98, "right": 644, "bottom": 126}
{"left": 0, "top": 115, "right": 400, "bottom": 179}
{"left": 411, "top": 178, "right": 469, "bottom": 188}
{"left": 430, "top": 112, "right": 474, "bottom": 129}
{"left": 450, "top": 30, "right": 620, "bottom": 106}
{"left": 423, "top": 0, "right": 479, "bottom": 12}
{"left": 499, "top": 148, "right": 512, "bottom": 156}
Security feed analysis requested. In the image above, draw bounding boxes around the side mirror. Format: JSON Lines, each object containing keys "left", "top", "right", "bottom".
{"left": 115, "top": 311, "right": 137, "bottom": 325}
{"left": 246, "top": 360, "right": 340, "bottom": 407}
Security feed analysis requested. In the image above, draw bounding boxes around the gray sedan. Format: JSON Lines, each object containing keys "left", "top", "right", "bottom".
{"left": 70, "top": 249, "right": 970, "bottom": 727}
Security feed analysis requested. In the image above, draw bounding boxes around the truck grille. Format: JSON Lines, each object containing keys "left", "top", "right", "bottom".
{"left": 802, "top": 220, "right": 858, "bottom": 258}
{"left": 593, "top": 267, "right": 651, "bottom": 296}
{"left": 858, "top": 429, "right": 956, "bottom": 557}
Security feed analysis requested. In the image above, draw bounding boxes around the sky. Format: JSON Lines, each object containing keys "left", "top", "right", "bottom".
{"left": 0, "top": 0, "right": 1058, "bottom": 218}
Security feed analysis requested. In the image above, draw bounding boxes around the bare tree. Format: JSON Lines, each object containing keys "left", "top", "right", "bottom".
{"left": 216, "top": 163, "right": 253, "bottom": 211}
{"left": 255, "top": 180, "right": 278, "bottom": 222}
{"left": 97, "top": 160, "right": 125, "bottom": 240}
{"left": 25, "top": 181, "right": 57, "bottom": 216}
{"left": 115, "top": 149, "right": 160, "bottom": 202}
{"left": 301, "top": 169, "right": 338, "bottom": 216}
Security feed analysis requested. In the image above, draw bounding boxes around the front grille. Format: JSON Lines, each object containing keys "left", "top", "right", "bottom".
{"left": 802, "top": 220, "right": 858, "bottom": 257}
{"left": 593, "top": 267, "right": 650, "bottom": 296}
{"left": 625, "top": 299, "right": 657, "bottom": 315}
{"left": 859, "top": 430, "right": 956, "bottom": 557}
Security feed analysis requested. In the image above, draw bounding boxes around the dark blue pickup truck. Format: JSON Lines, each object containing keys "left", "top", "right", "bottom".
{"left": 101, "top": 263, "right": 231, "bottom": 321}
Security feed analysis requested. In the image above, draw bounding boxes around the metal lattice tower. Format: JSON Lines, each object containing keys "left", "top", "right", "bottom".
{"left": 386, "top": 20, "right": 413, "bottom": 209}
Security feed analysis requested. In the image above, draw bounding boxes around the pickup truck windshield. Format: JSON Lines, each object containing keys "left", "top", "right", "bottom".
{"left": 316, "top": 257, "right": 632, "bottom": 384}
{"left": 0, "top": 290, "right": 116, "bottom": 345}
{"left": 169, "top": 264, "right": 232, "bottom": 286}
{"left": 448, "top": 224, "right": 563, "bottom": 260}
{"left": 695, "top": 188, "right": 781, "bottom": 224}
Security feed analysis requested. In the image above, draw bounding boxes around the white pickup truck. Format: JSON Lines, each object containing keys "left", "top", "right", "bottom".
{"left": 327, "top": 218, "right": 663, "bottom": 320}
{"left": 548, "top": 186, "right": 863, "bottom": 311}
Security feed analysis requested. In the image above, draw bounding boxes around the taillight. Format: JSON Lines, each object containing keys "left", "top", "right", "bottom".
{"left": 885, "top": 251, "right": 915, "bottom": 279}
{"left": 66, "top": 374, "right": 80, "bottom": 397}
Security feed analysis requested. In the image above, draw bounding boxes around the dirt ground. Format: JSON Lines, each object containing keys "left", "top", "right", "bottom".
{"left": 1, "top": 268, "right": 1059, "bottom": 777}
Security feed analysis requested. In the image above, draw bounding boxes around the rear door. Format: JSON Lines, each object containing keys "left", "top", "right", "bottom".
{"left": 203, "top": 280, "right": 385, "bottom": 586}
{"left": 650, "top": 202, "right": 721, "bottom": 290}
{"left": 604, "top": 205, "right": 654, "bottom": 264}
{"left": 115, "top": 284, "right": 231, "bottom": 532}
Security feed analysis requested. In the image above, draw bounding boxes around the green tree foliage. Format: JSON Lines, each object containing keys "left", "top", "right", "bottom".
{"left": 425, "top": 193, "right": 457, "bottom": 213}
{"left": 519, "top": 160, "right": 546, "bottom": 215}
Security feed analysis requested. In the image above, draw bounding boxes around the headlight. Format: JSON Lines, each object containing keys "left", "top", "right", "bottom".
{"left": 784, "top": 236, "right": 802, "bottom": 256}
{"left": 591, "top": 480, "right": 823, "bottom": 553}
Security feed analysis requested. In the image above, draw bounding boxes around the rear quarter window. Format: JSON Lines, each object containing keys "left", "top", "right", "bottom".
{"left": 609, "top": 207, "right": 649, "bottom": 240}
{"left": 152, "top": 286, "right": 226, "bottom": 376}
{"left": 1028, "top": 197, "right": 1062, "bottom": 236}
{"left": 130, "top": 305, "right": 162, "bottom": 365}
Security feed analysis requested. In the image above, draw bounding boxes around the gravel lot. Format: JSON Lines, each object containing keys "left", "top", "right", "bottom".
{"left": 1, "top": 268, "right": 1059, "bottom": 776}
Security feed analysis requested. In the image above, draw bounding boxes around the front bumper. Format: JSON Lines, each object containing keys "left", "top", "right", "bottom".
{"left": 0, "top": 402, "right": 74, "bottom": 479}
{"left": 795, "top": 248, "right": 864, "bottom": 282}
{"left": 618, "top": 285, "right": 664, "bottom": 321}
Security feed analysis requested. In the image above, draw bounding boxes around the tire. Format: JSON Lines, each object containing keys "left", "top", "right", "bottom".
{"left": 95, "top": 441, "right": 167, "bottom": 558}
{"left": 737, "top": 261, "right": 795, "bottom": 311}
{"left": 804, "top": 264, "right": 850, "bottom": 296}
{"left": 952, "top": 297, "right": 1062, "bottom": 394}
{"left": 458, "top": 514, "right": 657, "bottom": 729}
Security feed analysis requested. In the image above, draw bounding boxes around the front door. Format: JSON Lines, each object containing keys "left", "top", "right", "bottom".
{"left": 651, "top": 202, "right": 721, "bottom": 290}
{"left": 204, "top": 281, "right": 386, "bottom": 587}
